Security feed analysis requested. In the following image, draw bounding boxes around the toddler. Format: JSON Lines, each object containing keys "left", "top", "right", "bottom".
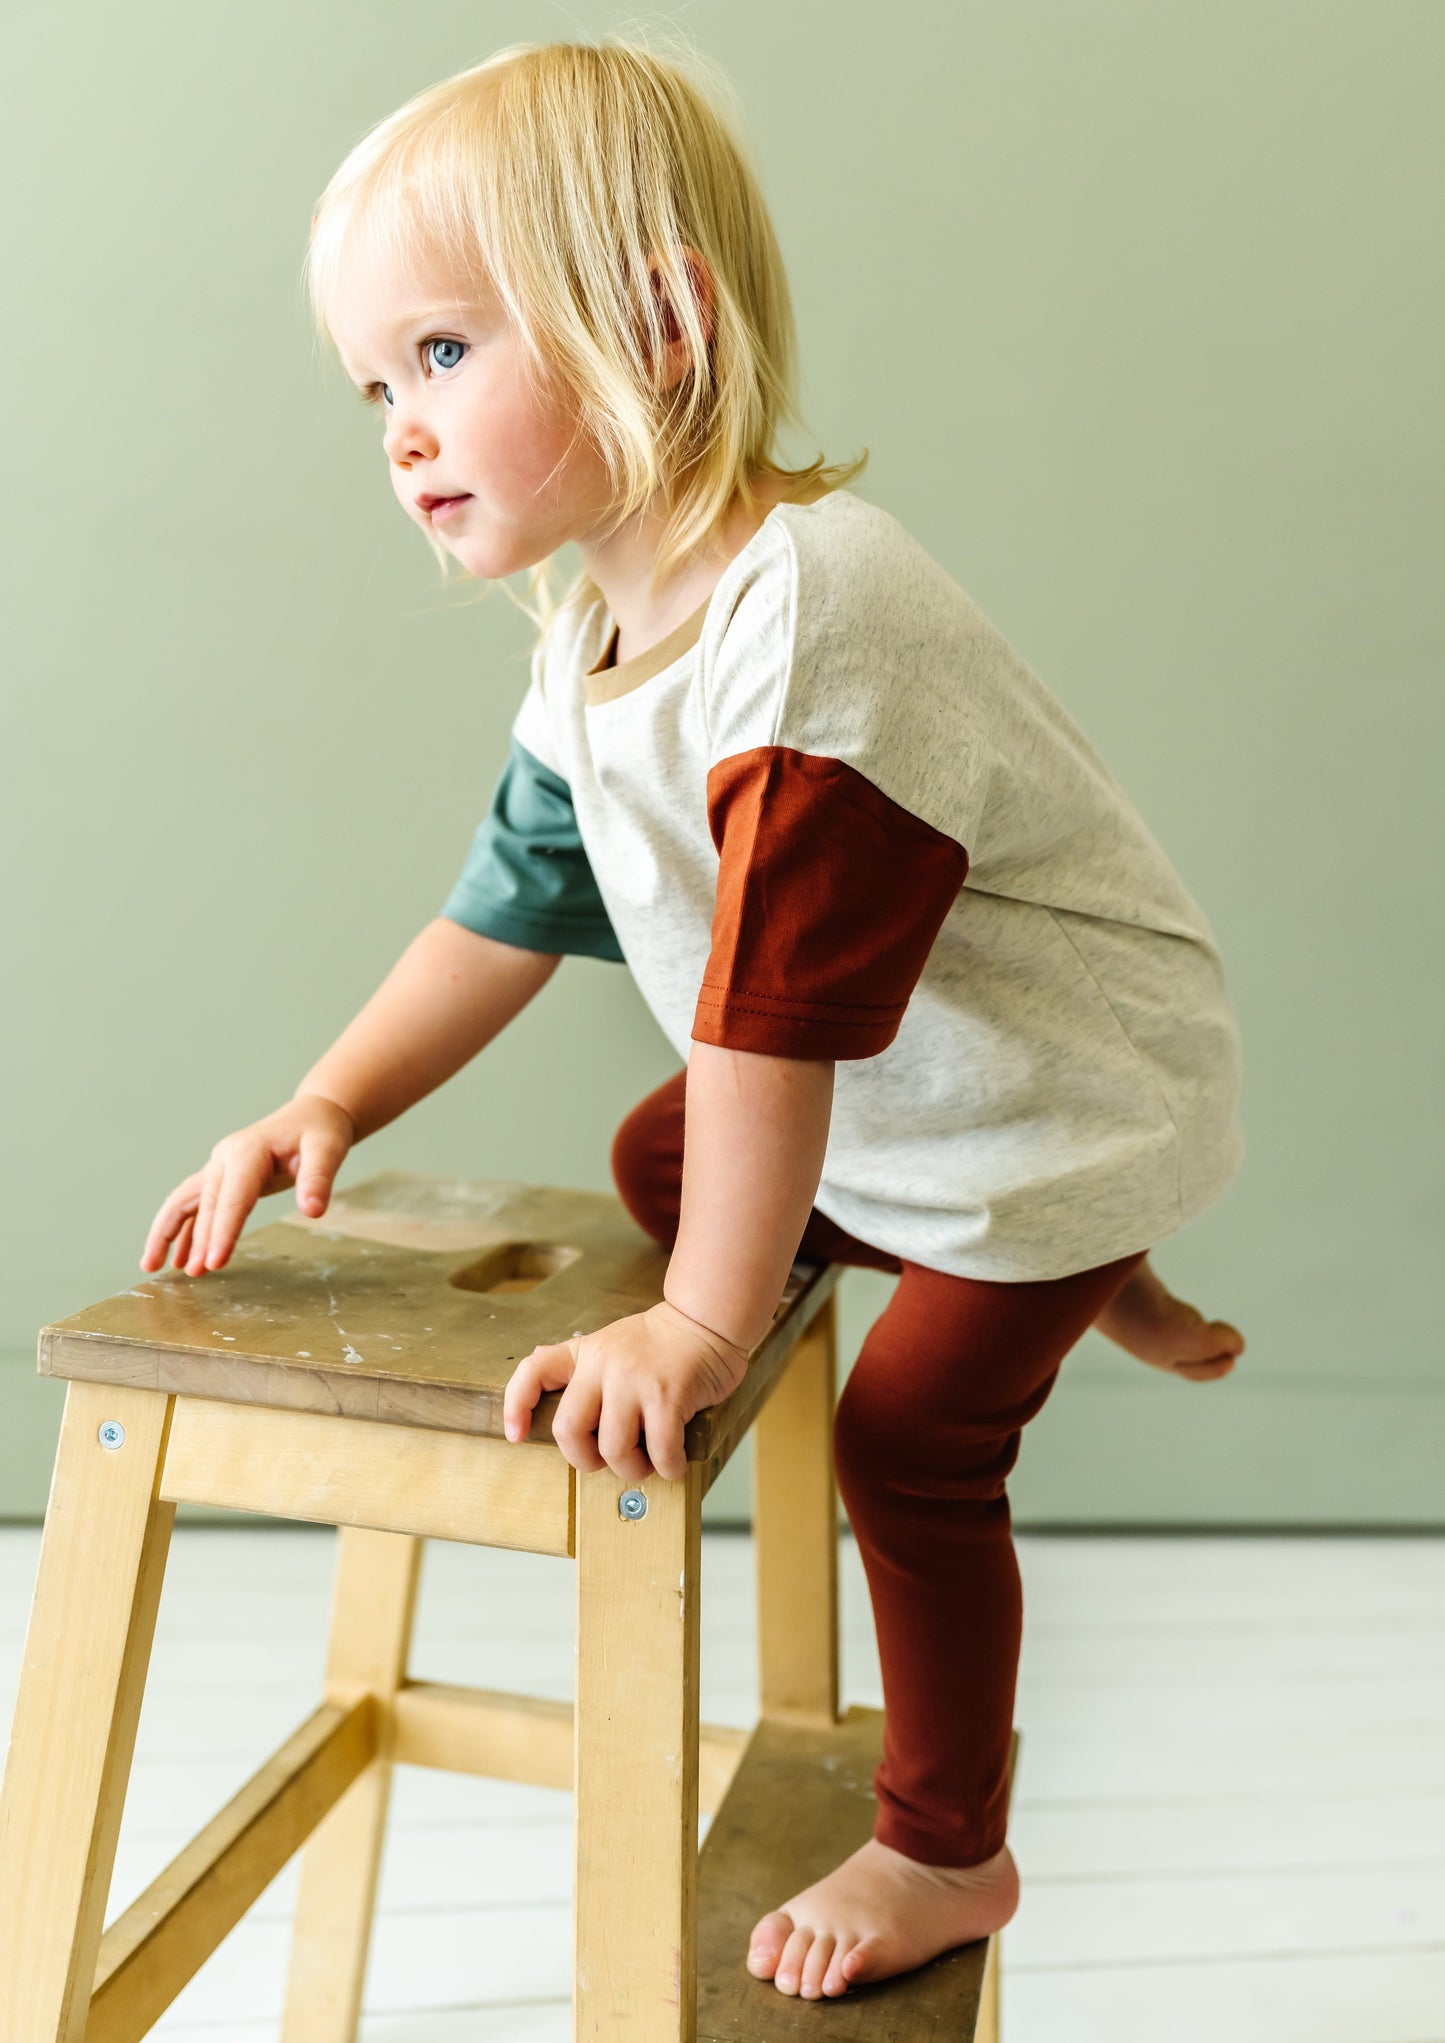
{"left": 141, "top": 35, "right": 1247, "bottom": 2003}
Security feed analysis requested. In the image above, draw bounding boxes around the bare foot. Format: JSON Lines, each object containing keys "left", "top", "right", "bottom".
{"left": 745, "top": 1835, "right": 1019, "bottom": 1999}
{"left": 1094, "top": 1257, "right": 1245, "bottom": 1383}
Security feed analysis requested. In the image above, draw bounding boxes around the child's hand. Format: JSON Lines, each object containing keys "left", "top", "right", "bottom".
{"left": 503, "top": 1299, "right": 752, "bottom": 1483}
{"left": 140, "top": 1094, "right": 357, "bottom": 1278}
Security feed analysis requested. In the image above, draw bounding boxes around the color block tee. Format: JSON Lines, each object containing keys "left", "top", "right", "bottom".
{"left": 441, "top": 488, "right": 1244, "bottom": 1281}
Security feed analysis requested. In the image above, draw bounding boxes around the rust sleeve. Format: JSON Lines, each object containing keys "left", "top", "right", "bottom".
{"left": 691, "top": 747, "right": 969, "bottom": 1060}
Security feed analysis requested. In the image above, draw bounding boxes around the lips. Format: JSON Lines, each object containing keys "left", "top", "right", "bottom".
{"left": 417, "top": 493, "right": 471, "bottom": 513}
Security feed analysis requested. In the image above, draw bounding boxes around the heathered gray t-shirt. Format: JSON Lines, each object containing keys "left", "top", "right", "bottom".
{"left": 443, "top": 487, "right": 1245, "bottom": 1281}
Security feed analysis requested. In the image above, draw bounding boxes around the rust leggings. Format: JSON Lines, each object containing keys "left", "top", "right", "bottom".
{"left": 610, "top": 1067, "right": 1148, "bottom": 1868}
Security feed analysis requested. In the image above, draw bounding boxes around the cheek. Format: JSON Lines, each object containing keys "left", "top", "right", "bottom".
{"left": 461, "top": 362, "right": 541, "bottom": 453}
{"left": 493, "top": 393, "right": 588, "bottom": 495}
{"left": 515, "top": 358, "right": 586, "bottom": 453}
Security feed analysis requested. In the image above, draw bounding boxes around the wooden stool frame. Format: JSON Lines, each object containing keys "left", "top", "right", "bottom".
{"left": 0, "top": 1171, "right": 1012, "bottom": 2041}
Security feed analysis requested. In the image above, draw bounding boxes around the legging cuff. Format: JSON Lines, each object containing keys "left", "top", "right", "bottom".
{"left": 872, "top": 1805, "right": 1008, "bottom": 1869}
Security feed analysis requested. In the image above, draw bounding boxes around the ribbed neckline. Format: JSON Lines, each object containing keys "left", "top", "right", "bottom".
{"left": 581, "top": 590, "right": 715, "bottom": 707}
{"left": 580, "top": 484, "right": 842, "bottom": 709}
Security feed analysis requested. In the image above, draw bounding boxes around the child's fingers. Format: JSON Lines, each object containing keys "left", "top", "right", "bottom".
{"left": 552, "top": 1368, "right": 608, "bottom": 1475}
{"left": 597, "top": 1389, "right": 655, "bottom": 1485}
{"left": 168, "top": 1204, "right": 200, "bottom": 1270}
{"left": 141, "top": 1176, "right": 202, "bottom": 1271}
{"left": 185, "top": 1160, "right": 224, "bottom": 1276}
{"left": 641, "top": 1397, "right": 688, "bottom": 1483}
{"left": 502, "top": 1354, "right": 543, "bottom": 1441}
{"left": 139, "top": 1208, "right": 176, "bottom": 1272}
{"left": 503, "top": 1339, "right": 579, "bottom": 1443}
{"left": 294, "top": 1125, "right": 351, "bottom": 1218}
{"left": 201, "top": 1154, "right": 271, "bottom": 1272}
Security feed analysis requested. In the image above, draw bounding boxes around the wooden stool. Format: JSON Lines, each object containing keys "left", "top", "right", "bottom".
{"left": 0, "top": 1169, "right": 1016, "bottom": 2041}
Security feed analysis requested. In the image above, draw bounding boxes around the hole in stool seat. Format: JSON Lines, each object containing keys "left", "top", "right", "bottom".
{"left": 448, "top": 1241, "right": 582, "bottom": 1294}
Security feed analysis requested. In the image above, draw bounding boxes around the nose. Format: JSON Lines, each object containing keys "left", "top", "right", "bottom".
{"left": 382, "top": 400, "right": 438, "bottom": 468}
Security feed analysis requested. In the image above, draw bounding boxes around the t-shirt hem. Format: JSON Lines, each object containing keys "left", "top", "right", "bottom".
{"left": 691, "top": 996, "right": 901, "bottom": 1060}
{"left": 813, "top": 1216, "right": 1168, "bottom": 1284}
{"left": 439, "top": 897, "right": 624, "bottom": 962}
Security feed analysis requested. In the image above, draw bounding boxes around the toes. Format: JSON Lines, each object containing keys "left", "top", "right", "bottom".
{"left": 774, "top": 1923, "right": 815, "bottom": 1994}
{"left": 745, "top": 1909, "right": 792, "bottom": 1981}
{"left": 1171, "top": 1325, "right": 1214, "bottom": 1360}
{"left": 1176, "top": 1353, "right": 1238, "bottom": 1382}
{"left": 822, "top": 1938, "right": 855, "bottom": 1996}
{"left": 799, "top": 1931, "right": 836, "bottom": 1999}
{"left": 841, "top": 1932, "right": 883, "bottom": 1986}
{"left": 1178, "top": 1315, "right": 1245, "bottom": 1363}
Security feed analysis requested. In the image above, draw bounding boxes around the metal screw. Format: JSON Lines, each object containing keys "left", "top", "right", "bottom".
{"left": 98, "top": 1421, "right": 125, "bottom": 1451}
{"left": 618, "top": 1488, "right": 648, "bottom": 1521}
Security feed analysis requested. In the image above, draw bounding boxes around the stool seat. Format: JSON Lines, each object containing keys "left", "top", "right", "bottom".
{"left": 0, "top": 1170, "right": 1013, "bottom": 2041}
{"left": 37, "top": 1169, "right": 822, "bottom": 1467}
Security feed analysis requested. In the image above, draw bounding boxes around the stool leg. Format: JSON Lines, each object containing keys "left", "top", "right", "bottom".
{"left": 280, "top": 1526, "right": 423, "bottom": 2043}
{"left": 753, "top": 1290, "right": 840, "bottom": 1724}
{"left": 0, "top": 1379, "right": 176, "bottom": 2043}
{"left": 574, "top": 1460, "right": 703, "bottom": 2043}
{"left": 979, "top": 1921, "right": 1002, "bottom": 2040}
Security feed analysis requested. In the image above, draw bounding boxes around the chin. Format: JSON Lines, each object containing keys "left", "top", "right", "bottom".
{"left": 454, "top": 531, "right": 548, "bottom": 581}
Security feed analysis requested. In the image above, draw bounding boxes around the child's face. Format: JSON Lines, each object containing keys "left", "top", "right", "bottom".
{"left": 328, "top": 242, "right": 619, "bottom": 577}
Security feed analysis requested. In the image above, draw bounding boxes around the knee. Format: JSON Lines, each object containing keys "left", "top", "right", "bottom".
{"left": 832, "top": 1359, "right": 901, "bottom": 1497}
{"left": 609, "top": 1079, "right": 684, "bottom": 1248}
{"left": 833, "top": 1358, "right": 1023, "bottom": 1516}
{"left": 832, "top": 1362, "right": 919, "bottom": 1519}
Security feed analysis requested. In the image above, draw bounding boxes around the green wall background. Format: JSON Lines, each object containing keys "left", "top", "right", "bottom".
{"left": 3, "top": 2, "right": 1440, "bottom": 1526}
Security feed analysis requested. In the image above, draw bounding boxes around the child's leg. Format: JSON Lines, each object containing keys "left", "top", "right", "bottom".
{"left": 613, "top": 1068, "right": 1158, "bottom": 1992}
{"left": 744, "top": 1252, "right": 1147, "bottom": 2002}
{"left": 732, "top": 1251, "right": 1146, "bottom": 2000}
{"left": 831, "top": 1247, "right": 1147, "bottom": 1868}
{"left": 616, "top": 1071, "right": 1143, "bottom": 1860}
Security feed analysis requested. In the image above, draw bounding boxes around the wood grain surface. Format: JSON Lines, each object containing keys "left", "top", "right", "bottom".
{"left": 37, "top": 1170, "right": 839, "bottom": 1466}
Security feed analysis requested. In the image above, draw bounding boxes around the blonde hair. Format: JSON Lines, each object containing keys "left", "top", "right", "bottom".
{"left": 303, "top": 29, "right": 868, "bottom": 637}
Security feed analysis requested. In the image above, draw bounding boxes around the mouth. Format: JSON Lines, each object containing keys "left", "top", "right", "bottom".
{"left": 417, "top": 494, "right": 472, "bottom": 521}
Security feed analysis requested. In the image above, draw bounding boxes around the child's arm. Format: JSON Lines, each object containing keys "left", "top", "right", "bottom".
{"left": 503, "top": 1041, "right": 835, "bottom": 1481}
{"left": 292, "top": 917, "right": 561, "bottom": 1141}
{"left": 662, "top": 1041, "right": 836, "bottom": 1354}
{"left": 141, "top": 919, "right": 561, "bottom": 1276}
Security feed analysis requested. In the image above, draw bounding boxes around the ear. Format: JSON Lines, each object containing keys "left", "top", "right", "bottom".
{"left": 647, "top": 243, "right": 714, "bottom": 385}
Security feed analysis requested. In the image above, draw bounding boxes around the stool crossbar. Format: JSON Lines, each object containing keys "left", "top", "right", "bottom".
{"left": 0, "top": 1170, "right": 1014, "bottom": 2040}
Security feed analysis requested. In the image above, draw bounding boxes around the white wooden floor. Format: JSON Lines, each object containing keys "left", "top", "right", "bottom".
{"left": 2, "top": 1525, "right": 1442, "bottom": 2042}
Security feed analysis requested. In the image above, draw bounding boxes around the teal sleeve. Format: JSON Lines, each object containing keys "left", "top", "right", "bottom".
{"left": 439, "top": 737, "right": 625, "bottom": 963}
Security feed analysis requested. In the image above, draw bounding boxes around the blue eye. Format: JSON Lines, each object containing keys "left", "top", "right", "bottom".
{"left": 362, "top": 338, "right": 467, "bottom": 411}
